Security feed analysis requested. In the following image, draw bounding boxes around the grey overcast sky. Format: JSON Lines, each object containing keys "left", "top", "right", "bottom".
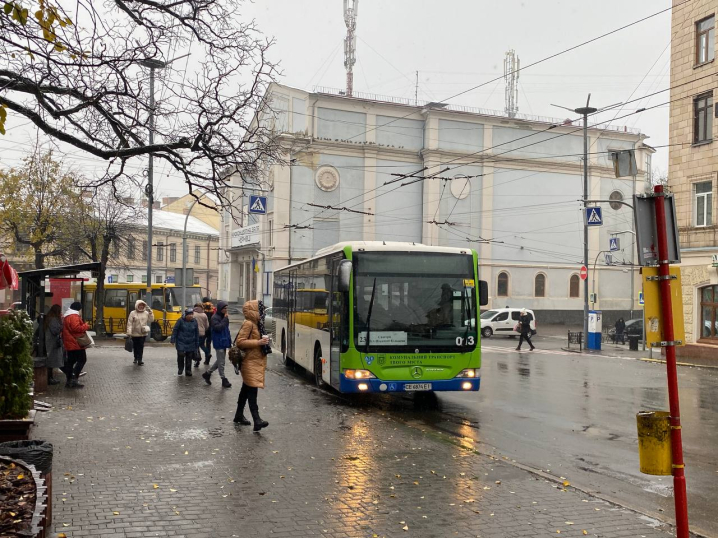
{"left": 0, "top": 0, "right": 672, "bottom": 197}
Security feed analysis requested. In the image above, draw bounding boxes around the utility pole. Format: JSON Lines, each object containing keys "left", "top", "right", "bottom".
{"left": 140, "top": 54, "right": 189, "bottom": 300}
{"left": 140, "top": 58, "right": 167, "bottom": 298}
{"left": 343, "top": 0, "right": 358, "bottom": 97}
{"left": 552, "top": 95, "right": 598, "bottom": 341}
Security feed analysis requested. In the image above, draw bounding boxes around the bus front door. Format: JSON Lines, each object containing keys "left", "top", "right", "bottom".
{"left": 329, "top": 257, "right": 345, "bottom": 388}
{"left": 287, "top": 270, "right": 297, "bottom": 360}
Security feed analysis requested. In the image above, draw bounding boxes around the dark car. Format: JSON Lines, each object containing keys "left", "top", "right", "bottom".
{"left": 608, "top": 318, "right": 643, "bottom": 342}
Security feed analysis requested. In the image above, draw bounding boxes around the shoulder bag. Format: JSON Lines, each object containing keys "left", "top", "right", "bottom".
{"left": 228, "top": 322, "right": 249, "bottom": 375}
{"left": 76, "top": 332, "right": 94, "bottom": 348}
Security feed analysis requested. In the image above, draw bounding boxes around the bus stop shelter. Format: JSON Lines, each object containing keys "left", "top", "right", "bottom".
{"left": 19, "top": 263, "right": 101, "bottom": 356}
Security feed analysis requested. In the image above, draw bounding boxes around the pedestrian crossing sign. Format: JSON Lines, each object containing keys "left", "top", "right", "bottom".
{"left": 249, "top": 195, "right": 267, "bottom": 214}
{"left": 586, "top": 207, "right": 603, "bottom": 226}
{"left": 609, "top": 237, "right": 620, "bottom": 251}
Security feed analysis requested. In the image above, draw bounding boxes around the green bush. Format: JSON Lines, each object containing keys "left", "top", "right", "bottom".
{"left": 0, "top": 310, "right": 34, "bottom": 420}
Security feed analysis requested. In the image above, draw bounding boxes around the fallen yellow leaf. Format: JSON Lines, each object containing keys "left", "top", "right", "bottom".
{"left": 112, "top": 511, "right": 120, "bottom": 515}
{"left": 58, "top": 534, "right": 67, "bottom": 538}
{"left": 170, "top": 488, "right": 177, "bottom": 492}
{"left": 562, "top": 480, "right": 570, "bottom": 487}
{"left": 153, "top": 484, "right": 159, "bottom": 489}
{"left": 184, "top": 451, "right": 189, "bottom": 455}
{"left": 17, "top": 474, "right": 24, "bottom": 480}
{"left": 402, "top": 525, "right": 409, "bottom": 531}
{"left": 582, "top": 532, "right": 588, "bottom": 536}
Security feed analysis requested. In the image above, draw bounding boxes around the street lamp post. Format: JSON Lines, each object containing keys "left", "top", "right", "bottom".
{"left": 181, "top": 198, "right": 200, "bottom": 312}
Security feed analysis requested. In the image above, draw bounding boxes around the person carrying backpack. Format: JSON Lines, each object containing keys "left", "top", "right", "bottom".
{"left": 202, "top": 300, "right": 232, "bottom": 388}
{"left": 171, "top": 308, "right": 199, "bottom": 376}
{"left": 233, "top": 300, "right": 271, "bottom": 432}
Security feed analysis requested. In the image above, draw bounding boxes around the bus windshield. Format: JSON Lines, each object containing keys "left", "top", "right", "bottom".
{"left": 166, "top": 288, "right": 202, "bottom": 311}
{"left": 353, "top": 252, "right": 477, "bottom": 351}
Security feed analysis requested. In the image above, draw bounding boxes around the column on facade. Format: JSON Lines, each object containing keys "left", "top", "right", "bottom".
{"left": 480, "top": 125, "right": 494, "bottom": 268}
{"left": 421, "top": 114, "right": 441, "bottom": 246}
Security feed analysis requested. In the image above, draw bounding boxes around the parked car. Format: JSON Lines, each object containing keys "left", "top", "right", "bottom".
{"left": 607, "top": 318, "right": 643, "bottom": 342}
{"left": 480, "top": 307, "right": 536, "bottom": 338}
{"left": 0, "top": 302, "right": 21, "bottom": 317}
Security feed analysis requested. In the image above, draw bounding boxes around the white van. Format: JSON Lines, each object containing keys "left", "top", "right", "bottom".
{"left": 480, "top": 308, "right": 537, "bottom": 338}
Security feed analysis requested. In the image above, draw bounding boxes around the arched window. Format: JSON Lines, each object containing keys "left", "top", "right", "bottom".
{"left": 497, "top": 272, "right": 509, "bottom": 297}
{"left": 535, "top": 273, "right": 546, "bottom": 297}
{"left": 569, "top": 274, "right": 580, "bottom": 298}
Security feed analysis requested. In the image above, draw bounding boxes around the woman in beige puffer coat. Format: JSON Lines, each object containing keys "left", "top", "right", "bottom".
{"left": 233, "top": 300, "right": 271, "bottom": 432}
{"left": 127, "top": 300, "right": 154, "bottom": 365}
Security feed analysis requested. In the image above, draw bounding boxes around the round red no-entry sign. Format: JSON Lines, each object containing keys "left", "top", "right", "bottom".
{"left": 580, "top": 266, "right": 588, "bottom": 280}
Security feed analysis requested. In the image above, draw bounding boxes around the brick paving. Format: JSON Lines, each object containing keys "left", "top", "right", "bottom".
{"left": 31, "top": 345, "right": 677, "bottom": 538}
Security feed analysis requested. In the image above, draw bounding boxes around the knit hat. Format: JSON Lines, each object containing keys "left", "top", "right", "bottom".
{"left": 70, "top": 301, "right": 82, "bottom": 311}
{"left": 184, "top": 308, "right": 195, "bottom": 316}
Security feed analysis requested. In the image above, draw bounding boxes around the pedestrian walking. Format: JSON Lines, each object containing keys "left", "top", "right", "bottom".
{"left": 44, "top": 304, "right": 64, "bottom": 385}
{"left": 202, "top": 300, "right": 232, "bottom": 388}
{"left": 202, "top": 297, "right": 215, "bottom": 364}
{"left": 126, "top": 299, "right": 154, "bottom": 365}
{"left": 62, "top": 301, "right": 90, "bottom": 388}
{"left": 614, "top": 317, "right": 626, "bottom": 345}
{"left": 171, "top": 308, "right": 199, "bottom": 376}
{"left": 515, "top": 309, "right": 535, "bottom": 351}
{"left": 193, "top": 303, "right": 210, "bottom": 367}
{"left": 233, "top": 300, "right": 271, "bottom": 432}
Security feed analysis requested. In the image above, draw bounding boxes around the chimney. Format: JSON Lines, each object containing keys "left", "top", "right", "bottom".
{"left": 162, "top": 196, "right": 179, "bottom": 206}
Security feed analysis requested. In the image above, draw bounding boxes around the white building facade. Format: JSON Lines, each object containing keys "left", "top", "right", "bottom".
{"left": 219, "top": 83, "right": 653, "bottom": 323}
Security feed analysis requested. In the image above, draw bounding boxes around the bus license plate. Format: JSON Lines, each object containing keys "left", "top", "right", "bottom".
{"left": 404, "top": 383, "right": 432, "bottom": 391}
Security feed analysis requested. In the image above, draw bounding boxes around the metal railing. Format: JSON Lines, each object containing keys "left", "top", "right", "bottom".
{"left": 311, "top": 86, "right": 641, "bottom": 135}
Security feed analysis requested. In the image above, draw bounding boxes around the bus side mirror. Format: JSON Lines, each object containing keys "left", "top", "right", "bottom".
{"left": 338, "top": 260, "right": 352, "bottom": 293}
{"left": 479, "top": 280, "right": 489, "bottom": 306}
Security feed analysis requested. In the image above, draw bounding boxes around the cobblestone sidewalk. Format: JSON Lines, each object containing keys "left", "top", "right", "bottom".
{"left": 31, "top": 345, "right": 677, "bottom": 538}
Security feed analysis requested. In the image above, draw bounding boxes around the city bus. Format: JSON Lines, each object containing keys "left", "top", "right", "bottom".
{"left": 83, "top": 283, "right": 203, "bottom": 340}
{"left": 271, "top": 242, "right": 488, "bottom": 394}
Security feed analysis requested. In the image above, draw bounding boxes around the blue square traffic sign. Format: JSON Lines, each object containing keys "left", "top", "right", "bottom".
{"left": 249, "top": 195, "right": 267, "bottom": 214}
{"left": 586, "top": 207, "right": 603, "bottom": 226}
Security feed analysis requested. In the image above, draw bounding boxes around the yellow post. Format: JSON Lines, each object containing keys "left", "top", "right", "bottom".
{"left": 636, "top": 411, "right": 673, "bottom": 476}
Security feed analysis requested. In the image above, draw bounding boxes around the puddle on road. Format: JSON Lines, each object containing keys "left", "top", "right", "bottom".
{"left": 643, "top": 481, "right": 673, "bottom": 497}
{"left": 162, "top": 427, "right": 209, "bottom": 441}
{"left": 638, "top": 515, "right": 663, "bottom": 528}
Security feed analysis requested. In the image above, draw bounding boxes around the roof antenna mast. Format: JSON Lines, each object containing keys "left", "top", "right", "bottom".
{"left": 504, "top": 49, "right": 520, "bottom": 118}
{"left": 344, "top": 0, "right": 358, "bottom": 97}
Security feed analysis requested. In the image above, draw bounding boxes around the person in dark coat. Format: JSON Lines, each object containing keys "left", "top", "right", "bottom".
{"left": 44, "top": 304, "right": 64, "bottom": 385}
{"left": 614, "top": 317, "right": 626, "bottom": 344}
{"left": 202, "top": 300, "right": 232, "bottom": 388}
{"left": 201, "top": 297, "right": 215, "bottom": 364}
{"left": 171, "top": 308, "right": 199, "bottom": 376}
{"left": 516, "top": 309, "right": 535, "bottom": 351}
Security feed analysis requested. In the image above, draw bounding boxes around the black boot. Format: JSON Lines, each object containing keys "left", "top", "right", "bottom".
{"left": 202, "top": 371, "right": 212, "bottom": 385}
{"left": 249, "top": 398, "right": 268, "bottom": 432}
{"left": 234, "top": 387, "right": 251, "bottom": 424}
{"left": 233, "top": 412, "right": 251, "bottom": 425}
{"left": 221, "top": 377, "right": 232, "bottom": 389}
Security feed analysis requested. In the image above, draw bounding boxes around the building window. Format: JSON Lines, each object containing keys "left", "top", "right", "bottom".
{"left": 194, "top": 277, "right": 200, "bottom": 285}
{"left": 127, "top": 275, "right": 134, "bottom": 283}
{"left": 569, "top": 274, "right": 580, "bottom": 298}
{"left": 170, "top": 243, "right": 176, "bottom": 262}
{"left": 141, "top": 274, "right": 147, "bottom": 284}
{"left": 534, "top": 273, "right": 546, "bottom": 298}
{"left": 157, "top": 241, "right": 164, "bottom": 261}
{"left": 127, "top": 237, "right": 135, "bottom": 260}
{"left": 195, "top": 245, "right": 201, "bottom": 264}
{"left": 699, "top": 285, "right": 718, "bottom": 340}
{"left": 694, "top": 93, "right": 713, "bottom": 144}
{"left": 697, "top": 16, "right": 715, "bottom": 65}
{"left": 142, "top": 240, "right": 148, "bottom": 261}
{"left": 695, "top": 181, "right": 713, "bottom": 226}
{"left": 497, "top": 271, "right": 509, "bottom": 297}
{"left": 155, "top": 275, "right": 163, "bottom": 284}
{"left": 268, "top": 219, "right": 273, "bottom": 246}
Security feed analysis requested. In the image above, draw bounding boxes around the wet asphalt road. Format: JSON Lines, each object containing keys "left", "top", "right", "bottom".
{"left": 341, "top": 334, "right": 718, "bottom": 537}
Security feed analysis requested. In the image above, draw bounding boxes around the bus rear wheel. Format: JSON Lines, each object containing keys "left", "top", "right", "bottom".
{"left": 314, "top": 347, "right": 324, "bottom": 388}
{"left": 151, "top": 322, "right": 166, "bottom": 342}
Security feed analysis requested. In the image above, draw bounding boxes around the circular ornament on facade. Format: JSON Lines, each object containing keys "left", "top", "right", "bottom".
{"left": 315, "top": 166, "right": 340, "bottom": 192}
{"left": 609, "top": 190, "right": 624, "bottom": 210}
{"left": 450, "top": 175, "right": 471, "bottom": 200}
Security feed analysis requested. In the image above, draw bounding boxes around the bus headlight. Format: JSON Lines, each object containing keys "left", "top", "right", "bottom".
{"left": 358, "top": 383, "right": 369, "bottom": 391}
{"left": 455, "top": 369, "right": 479, "bottom": 378}
{"left": 344, "top": 369, "right": 376, "bottom": 380}
{"left": 461, "top": 382, "right": 473, "bottom": 390}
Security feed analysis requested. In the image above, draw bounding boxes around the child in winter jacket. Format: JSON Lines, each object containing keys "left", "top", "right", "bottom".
{"left": 171, "top": 308, "right": 199, "bottom": 376}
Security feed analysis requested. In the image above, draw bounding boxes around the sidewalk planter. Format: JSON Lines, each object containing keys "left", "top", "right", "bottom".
{"left": 0, "top": 440, "right": 54, "bottom": 526}
{"left": 0, "top": 310, "right": 35, "bottom": 441}
{"left": 0, "top": 456, "right": 48, "bottom": 538}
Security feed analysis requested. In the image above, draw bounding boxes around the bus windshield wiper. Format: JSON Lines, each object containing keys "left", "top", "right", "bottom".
{"left": 364, "top": 278, "right": 377, "bottom": 354}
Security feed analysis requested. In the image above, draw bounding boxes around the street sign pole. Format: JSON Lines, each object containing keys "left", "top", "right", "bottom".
{"left": 654, "top": 184, "right": 689, "bottom": 537}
